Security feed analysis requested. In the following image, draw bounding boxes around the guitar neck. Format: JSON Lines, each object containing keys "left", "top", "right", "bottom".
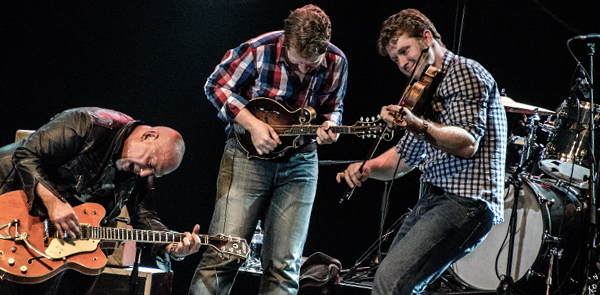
{"left": 81, "top": 225, "right": 206, "bottom": 244}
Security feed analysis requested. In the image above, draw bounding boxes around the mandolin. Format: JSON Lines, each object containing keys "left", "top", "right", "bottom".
{"left": 234, "top": 97, "right": 388, "bottom": 159}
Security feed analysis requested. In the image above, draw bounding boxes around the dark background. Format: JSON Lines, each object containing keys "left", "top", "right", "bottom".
{"left": 1, "top": 1, "right": 599, "bottom": 294}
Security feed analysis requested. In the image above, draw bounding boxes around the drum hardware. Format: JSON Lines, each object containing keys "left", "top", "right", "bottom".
{"left": 520, "top": 112, "right": 542, "bottom": 168}
{"left": 451, "top": 169, "right": 585, "bottom": 295}
{"left": 539, "top": 99, "right": 599, "bottom": 187}
{"left": 497, "top": 159, "right": 534, "bottom": 295}
{"left": 538, "top": 198, "right": 556, "bottom": 206}
{"left": 546, "top": 247, "right": 563, "bottom": 295}
{"left": 543, "top": 232, "right": 560, "bottom": 243}
{"left": 524, "top": 270, "right": 543, "bottom": 282}
{"left": 532, "top": 177, "right": 585, "bottom": 211}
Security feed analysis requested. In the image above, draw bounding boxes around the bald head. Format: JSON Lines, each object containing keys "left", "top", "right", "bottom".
{"left": 120, "top": 125, "right": 185, "bottom": 177}
{"left": 151, "top": 126, "right": 185, "bottom": 176}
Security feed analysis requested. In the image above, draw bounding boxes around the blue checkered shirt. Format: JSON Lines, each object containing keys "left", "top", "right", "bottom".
{"left": 396, "top": 50, "right": 508, "bottom": 224}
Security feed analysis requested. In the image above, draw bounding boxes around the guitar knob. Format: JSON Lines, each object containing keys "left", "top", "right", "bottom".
{"left": 8, "top": 258, "right": 15, "bottom": 266}
{"left": 20, "top": 266, "right": 27, "bottom": 273}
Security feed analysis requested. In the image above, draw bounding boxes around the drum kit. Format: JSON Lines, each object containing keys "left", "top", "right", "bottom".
{"left": 449, "top": 92, "right": 599, "bottom": 295}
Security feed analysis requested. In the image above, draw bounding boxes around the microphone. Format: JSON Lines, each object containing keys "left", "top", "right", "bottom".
{"left": 571, "top": 33, "right": 600, "bottom": 42}
{"left": 571, "top": 77, "right": 591, "bottom": 94}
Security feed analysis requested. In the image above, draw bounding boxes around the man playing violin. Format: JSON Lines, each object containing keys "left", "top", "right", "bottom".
{"left": 336, "top": 8, "right": 507, "bottom": 294}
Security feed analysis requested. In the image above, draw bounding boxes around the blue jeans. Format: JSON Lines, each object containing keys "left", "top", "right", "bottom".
{"left": 372, "top": 190, "right": 494, "bottom": 295}
{"left": 189, "top": 138, "right": 319, "bottom": 295}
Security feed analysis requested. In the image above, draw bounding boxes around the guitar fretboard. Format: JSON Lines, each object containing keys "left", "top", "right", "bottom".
{"left": 81, "top": 225, "right": 208, "bottom": 244}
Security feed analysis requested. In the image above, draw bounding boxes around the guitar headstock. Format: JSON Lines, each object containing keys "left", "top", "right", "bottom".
{"left": 351, "top": 116, "right": 392, "bottom": 140}
{"left": 208, "top": 234, "right": 249, "bottom": 260}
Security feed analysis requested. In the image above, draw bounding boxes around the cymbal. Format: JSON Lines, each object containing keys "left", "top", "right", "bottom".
{"left": 501, "top": 96, "right": 555, "bottom": 116}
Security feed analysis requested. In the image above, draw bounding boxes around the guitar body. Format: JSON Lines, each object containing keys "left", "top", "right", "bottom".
{"left": 0, "top": 191, "right": 249, "bottom": 284}
{"left": 0, "top": 190, "right": 107, "bottom": 284}
{"left": 235, "top": 97, "right": 316, "bottom": 159}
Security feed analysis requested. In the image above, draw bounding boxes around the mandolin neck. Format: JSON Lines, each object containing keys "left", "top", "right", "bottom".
{"left": 281, "top": 125, "right": 358, "bottom": 136}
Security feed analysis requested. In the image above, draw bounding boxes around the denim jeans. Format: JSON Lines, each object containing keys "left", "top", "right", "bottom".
{"left": 189, "top": 138, "right": 319, "bottom": 295}
{"left": 372, "top": 190, "right": 494, "bottom": 295}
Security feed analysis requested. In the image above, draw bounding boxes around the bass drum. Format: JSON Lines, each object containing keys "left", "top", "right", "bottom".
{"left": 449, "top": 176, "right": 585, "bottom": 295}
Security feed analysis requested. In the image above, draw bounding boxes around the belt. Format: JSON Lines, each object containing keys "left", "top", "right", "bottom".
{"left": 424, "top": 183, "right": 446, "bottom": 195}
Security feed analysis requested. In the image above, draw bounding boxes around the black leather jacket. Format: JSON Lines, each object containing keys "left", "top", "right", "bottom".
{"left": 0, "top": 107, "right": 172, "bottom": 268}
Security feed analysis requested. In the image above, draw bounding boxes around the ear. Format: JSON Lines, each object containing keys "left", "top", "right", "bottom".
{"left": 422, "top": 30, "right": 434, "bottom": 47}
{"left": 142, "top": 130, "right": 159, "bottom": 142}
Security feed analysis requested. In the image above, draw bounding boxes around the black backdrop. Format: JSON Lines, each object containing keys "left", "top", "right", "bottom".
{"left": 1, "top": 1, "right": 599, "bottom": 294}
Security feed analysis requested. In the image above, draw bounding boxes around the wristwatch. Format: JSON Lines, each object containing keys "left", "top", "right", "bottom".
{"left": 416, "top": 120, "right": 429, "bottom": 140}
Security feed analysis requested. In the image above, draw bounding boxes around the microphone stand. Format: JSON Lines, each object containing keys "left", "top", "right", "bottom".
{"left": 497, "top": 159, "right": 533, "bottom": 295}
{"left": 581, "top": 37, "right": 597, "bottom": 295}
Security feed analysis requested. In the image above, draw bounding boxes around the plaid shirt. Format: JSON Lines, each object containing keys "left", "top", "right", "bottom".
{"left": 205, "top": 31, "right": 348, "bottom": 129}
{"left": 397, "top": 51, "right": 507, "bottom": 224}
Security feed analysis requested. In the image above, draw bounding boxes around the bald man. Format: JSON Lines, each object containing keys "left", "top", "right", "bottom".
{"left": 0, "top": 107, "right": 199, "bottom": 295}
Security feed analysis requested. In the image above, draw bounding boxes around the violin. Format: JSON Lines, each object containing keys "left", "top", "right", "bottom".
{"left": 399, "top": 65, "right": 446, "bottom": 118}
{"left": 339, "top": 61, "right": 445, "bottom": 204}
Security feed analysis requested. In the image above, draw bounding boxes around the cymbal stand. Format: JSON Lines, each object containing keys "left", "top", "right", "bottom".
{"left": 519, "top": 111, "right": 540, "bottom": 169}
{"left": 497, "top": 158, "right": 533, "bottom": 295}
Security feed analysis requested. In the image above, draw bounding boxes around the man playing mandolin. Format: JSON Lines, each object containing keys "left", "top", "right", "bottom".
{"left": 0, "top": 107, "right": 202, "bottom": 295}
{"left": 189, "top": 4, "right": 348, "bottom": 295}
{"left": 336, "top": 8, "right": 507, "bottom": 295}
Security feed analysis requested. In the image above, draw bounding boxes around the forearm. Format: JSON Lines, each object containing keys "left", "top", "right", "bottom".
{"left": 366, "top": 148, "right": 413, "bottom": 181}
{"left": 232, "top": 108, "right": 262, "bottom": 131}
{"left": 420, "top": 120, "right": 478, "bottom": 158}
{"left": 36, "top": 183, "right": 63, "bottom": 206}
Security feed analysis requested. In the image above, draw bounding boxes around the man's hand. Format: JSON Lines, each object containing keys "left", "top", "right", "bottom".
{"left": 249, "top": 121, "right": 281, "bottom": 155}
{"left": 167, "top": 224, "right": 202, "bottom": 258}
{"left": 235, "top": 108, "right": 282, "bottom": 155}
{"left": 381, "top": 105, "right": 421, "bottom": 134}
{"left": 316, "top": 121, "right": 339, "bottom": 145}
{"left": 36, "top": 184, "right": 80, "bottom": 239}
{"left": 336, "top": 161, "right": 369, "bottom": 188}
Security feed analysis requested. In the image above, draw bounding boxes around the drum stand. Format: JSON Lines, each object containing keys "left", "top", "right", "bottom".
{"left": 497, "top": 158, "right": 535, "bottom": 295}
{"left": 519, "top": 111, "right": 540, "bottom": 169}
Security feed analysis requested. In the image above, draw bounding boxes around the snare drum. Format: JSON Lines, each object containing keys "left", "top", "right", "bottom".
{"left": 540, "top": 100, "right": 599, "bottom": 185}
{"left": 450, "top": 176, "right": 585, "bottom": 295}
